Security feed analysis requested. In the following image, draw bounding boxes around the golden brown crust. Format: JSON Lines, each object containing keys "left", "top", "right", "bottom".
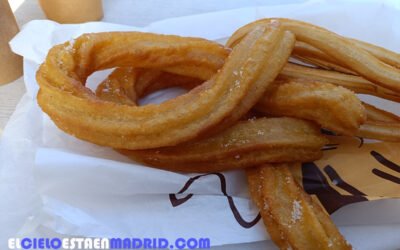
{"left": 36, "top": 17, "right": 400, "bottom": 250}
{"left": 247, "top": 164, "right": 352, "bottom": 250}
{"left": 280, "top": 63, "right": 400, "bottom": 103}
{"left": 228, "top": 18, "right": 400, "bottom": 93}
{"left": 256, "top": 79, "right": 366, "bottom": 136}
{"left": 118, "top": 118, "right": 327, "bottom": 172}
{"left": 37, "top": 22, "right": 294, "bottom": 149}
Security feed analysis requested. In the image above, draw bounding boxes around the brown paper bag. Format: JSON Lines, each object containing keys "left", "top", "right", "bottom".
{"left": 0, "top": 0, "right": 23, "bottom": 85}
{"left": 294, "top": 135, "right": 400, "bottom": 214}
{"left": 39, "top": 0, "right": 103, "bottom": 24}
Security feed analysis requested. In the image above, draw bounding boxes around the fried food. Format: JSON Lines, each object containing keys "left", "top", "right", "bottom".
{"left": 256, "top": 77, "right": 398, "bottom": 141}
{"left": 247, "top": 163, "right": 352, "bottom": 250}
{"left": 358, "top": 122, "right": 400, "bottom": 142}
{"left": 292, "top": 37, "right": 400, "bottom": 74}
{"left": 118, "top": 118, "right": 327, "bottom": 172}
{"left": 357, "top": 103, "right": 400, "bottom": 142}
{"left": 95, "top": 71, "right": 327, "bottom": 173}
{"left": 348, "top": 38, "right": 400, "bottom": 69}
{"left": 280, "top": 63, "right": 400, "bottom": 103}
{"left": 36, "top": 17, "right": 400, "bottom": 250}
{"left": 100, "top": 65, "right": 400, "bottom": 144}
{"left": 37, "top": 21, "right": 294, "bottom": 149}
{"left": 256, "top": 79, "right": 366, "bottom": 136}
{"left": 228, "top": 18, "right": 400, "bottom": 92}
{"left": 292, "top": 38, "right": 400, "bottom": 72}
{"left": 97, "top": 69, "right": 366, "bottom": 138}
{"left": 293, "top": 41, "right": 356, "bottom": 74}
{"left": 363, "top": 102, "right": 400, "bottom": 123}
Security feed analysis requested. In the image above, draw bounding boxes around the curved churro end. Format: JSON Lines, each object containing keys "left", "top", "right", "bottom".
{"left": 257, "top": 79, "right": 366, "bottom": 136}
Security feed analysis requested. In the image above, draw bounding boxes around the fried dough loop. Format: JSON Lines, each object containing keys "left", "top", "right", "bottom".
{"left": 38, "top": 21, "right": 298, "bottom": 150}
{"left": 37, "top": 18, "right": 400, "bottom": 250}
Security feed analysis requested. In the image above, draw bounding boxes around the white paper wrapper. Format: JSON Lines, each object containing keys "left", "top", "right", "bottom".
{"left": 1, "top": 1, "right": 400, "bottom": 249}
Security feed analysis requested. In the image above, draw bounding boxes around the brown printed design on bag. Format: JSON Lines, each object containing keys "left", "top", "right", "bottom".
{"left": 169, "top": 173, "right": 261, "bottom": 228}
{"left": 299, "top": 135, "right": 400, "bottom": 214}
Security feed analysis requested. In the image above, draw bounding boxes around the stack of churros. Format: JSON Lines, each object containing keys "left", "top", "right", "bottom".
{"left": 36, "top": 18, "right": 400, "bottom": 249}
